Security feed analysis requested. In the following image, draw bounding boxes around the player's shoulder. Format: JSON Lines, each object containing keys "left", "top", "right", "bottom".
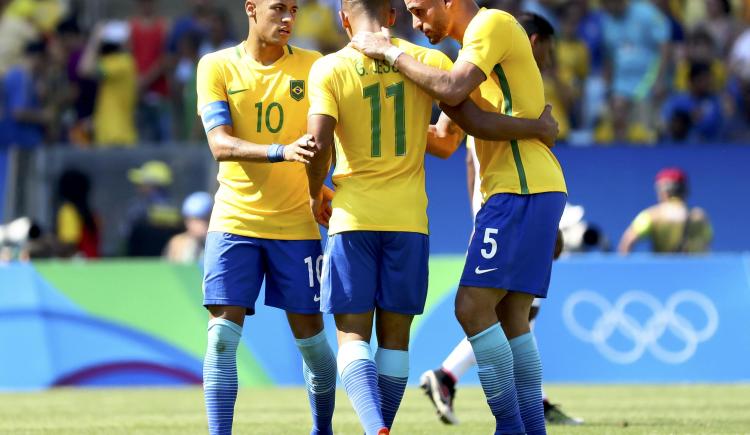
{"left": 198, "top": 45, "right": 241, "bottom": 69}
{"left": 477, "top": 8, "right": 515, "bottom": 25}
{"left": 287, "top": 44, "right": 323, "bottom": 66}
{"left": 393, "top": 38, "right": 450, "bottom": 67}
{"left": 310, "top": 46, "right": 356, "bottom": 75}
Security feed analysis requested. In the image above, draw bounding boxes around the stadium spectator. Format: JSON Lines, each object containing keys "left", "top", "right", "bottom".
{"left": 197, "top": 8, "right": 237, "bottom": 57}
{"left": 163, "top": 191, "right": 212, "bottom": 263}
{"left": 619, "top": 168, "right": 712, "bottom": 254}
{"left": 661, "top": 62, "right": 724, "bottom": 142}
{"left": 555, "top": 5, "right": 590, "bottom": 132}
{"left": 598, "top": 0, "right": 670, "bottom": 143}
{"left": 78, "top": 21, "right": 137, "bottom": 147}
{"left": 573, "top": 0, "right": 607, "bottom": 131}
{"left": 173, "top": 30, "right": 202, "bottom": 141}
{"left": 56, "top": 17, "right": 98, "bottom": 147}
{"left": 0, "top": 0, "right": 39, "bottom": 75}
{"left": 523, "top": 0, "right": 560, "bottom": 30}
{"left": 167, "top": 0, "right": 210, "bottom": 54}
{"left": 0, "top": 40, "right": 51, "bottom": 149}
{"left": 290, "top": 0, "right": 344, "bottom": 53}
{"left": 122, "top": 160, "right": 181, "bottom": 257}
{"left": 130, "top": 0, "right": 172, "bottom": 143}
{"left": 55, "top": 169, "right": 99, "bottom": 258}
{"left": 674, "top": 29, "right": 727, "bottom": 93}
{"left": 700, "top": 0, "right": 743, "bottom": 56}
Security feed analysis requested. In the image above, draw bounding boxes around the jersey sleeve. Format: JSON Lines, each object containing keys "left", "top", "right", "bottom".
{"left": 630, "top": 210, "right": 653, "bottom": 238}
{"left": 307, "top": 57, "right": 339, "bottom": 121}
{"left": 456, "top": 11, "right": 514, "bottom": 79}
{"left": 196, "top": 54, "right": 228, "bottom": 113}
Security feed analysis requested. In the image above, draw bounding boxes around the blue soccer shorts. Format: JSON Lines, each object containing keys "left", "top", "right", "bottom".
{"left": 202, "top": 232, "right": 323, "bottom": 315}
{"left": 460, "top": 192, "right": 566, "bottom": 298}
{"left": 321, "top": 231, "right": 429, "bottom": 315}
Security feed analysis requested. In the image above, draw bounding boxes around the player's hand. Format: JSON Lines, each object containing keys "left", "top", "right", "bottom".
{"left": 284, "top": 134, "right": 316, "bottom": 164}
{"left": 310, "top": 190, "right": 333, "bottom": 228}
{"left": 537, "top": 105, "right": 559, "bottom": 148}
{"left": 350, "top": 27, "right": 392, "bottom": 60}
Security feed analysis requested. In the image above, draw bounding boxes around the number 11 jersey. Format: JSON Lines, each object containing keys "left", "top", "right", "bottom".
{"left": 308, "top": 38, "right": 452, "bottom": 235}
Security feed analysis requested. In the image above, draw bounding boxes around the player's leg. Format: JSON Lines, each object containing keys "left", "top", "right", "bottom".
{"left": 323, "top": 232, "right": 387, "bottom": 435}
{"left": 375, "top": 231, "right": 430, "bottom": 430}
{"left": 335, "top": 312, "right": 387, "bottom": 435}
{"left": 202, "top": 232, "right": 264, "bottom": 435}
{"left": 374, "top": 309, "right": 413, "bottom": 429}
{"left": 497, "top": 292, "right": 545, "bottom": 435}
{"left": 263, "top": 240, "right": 337, "bottom": 435}
{"left": 455, "top": 285, "right": 525, "bottom": 434}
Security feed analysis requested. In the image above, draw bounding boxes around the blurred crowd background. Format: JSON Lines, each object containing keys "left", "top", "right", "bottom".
{"left": 0, "top": 0, "right": 745, "bottom": 261}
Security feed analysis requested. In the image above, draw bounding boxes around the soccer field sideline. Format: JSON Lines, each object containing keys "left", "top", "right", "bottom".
{"left": 1, "top": 385, "right": 748, "bottom": 434}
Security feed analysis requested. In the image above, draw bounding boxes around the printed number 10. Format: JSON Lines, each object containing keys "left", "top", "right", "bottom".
{"left": 363, "top": 82, "right": 406, "bottom": 157}
{"left": 304, "top": 255, "right": 324, "bottom": 287}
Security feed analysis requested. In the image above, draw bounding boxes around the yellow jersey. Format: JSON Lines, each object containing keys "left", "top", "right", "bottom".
{"left": 308, "top": 38, "right": 452, "bottom": 235}
{"left": 94, "top": 53, "right": 137, "bottom": 147}
{"left": 196, "top": 44, "right": 322, "bottom": 240}
{"left": 457, "top": 8, "right": 566, "bottom": 199}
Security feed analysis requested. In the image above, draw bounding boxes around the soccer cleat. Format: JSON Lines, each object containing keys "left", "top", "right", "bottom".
{"left": 544, "top": 400, "right": 584, "bottom": 425}
{"left": 377, "top": 428, "right": 390, "bottom": 435}
{"left": 419, "top": 369, "right": 458, "bottom": 425}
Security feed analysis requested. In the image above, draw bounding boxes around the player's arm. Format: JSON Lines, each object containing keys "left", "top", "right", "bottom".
{"left": 426, "top": 112, "right": 465, "bottom": 159}
{"left": 441, "top": 101, "right": 559, "bottom": 148}
{"left": 205, "top": 125, "right": 314, "bottom": 164}
{"left": 352, "top": 29, "right": 558, "bottom": 146}
{"left": 351, "top": 30, "right": 483, "bottom": 107}
{"left": 618, "top": 210, "right": 652, "bottom": 254}
{"left": 306, "top": 114, "right": 335, "bottom": 226}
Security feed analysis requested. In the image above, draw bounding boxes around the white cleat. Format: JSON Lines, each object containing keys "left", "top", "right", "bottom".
{"left": 420, "top": 370, "right": 459, "bottom": 425}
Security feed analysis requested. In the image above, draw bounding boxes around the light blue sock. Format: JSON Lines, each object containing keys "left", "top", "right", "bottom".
{"left": 375, "top": 348, "right": 409, "bottom": 429}
{"left": 510, "top": 332, "right": 545, "bottom": 435}
{"left": 338, "top": 341, "right": 385, "bottom": 435}
{"left": 296, "top": 330, "right": 337, "bottom": 435}
{"left": 468, "top": 324, "right": 525, "bottom": 435}
{"left": 203, "top": 318, "right": 242, "bottom": 435}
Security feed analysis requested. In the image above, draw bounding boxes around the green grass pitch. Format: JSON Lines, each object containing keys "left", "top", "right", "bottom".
{"left": 1, "top": 385, "right": 748, "bottom": 434}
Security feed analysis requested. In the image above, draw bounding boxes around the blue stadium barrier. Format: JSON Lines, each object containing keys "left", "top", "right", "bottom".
{"left": 413, "top": 254, "right": 750, "bottom": 383}
{"left": 424, "top": 146, "right": 750, "bottom": 253}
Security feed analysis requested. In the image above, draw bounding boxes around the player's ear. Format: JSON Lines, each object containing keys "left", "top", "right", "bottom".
{"left": 246, "top": 0, "right": 257, "bottom": 20}
{"left": 339, "top": 10, "right": 353, "bottom": 39}
{"left": 387, "top": 8, "right": 396, "bottom": 27}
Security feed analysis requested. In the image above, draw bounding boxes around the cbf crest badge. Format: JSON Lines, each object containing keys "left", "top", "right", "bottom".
{"left": 290, "top": 80, "right": 305, "bottom": 101}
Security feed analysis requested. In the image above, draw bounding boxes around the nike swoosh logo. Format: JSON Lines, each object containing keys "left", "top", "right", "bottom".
{"left": 227, "top": 88, "right": 248, "bottom": 95}
{"left": 313, "top": 295, "right": 321, "bottom": 302}
{"left": 475, "top": 266, "right": 498, "bottom": 275}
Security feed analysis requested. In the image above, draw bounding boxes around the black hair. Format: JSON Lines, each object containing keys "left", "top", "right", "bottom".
{"left": 57, "top": 16, "right": 81, "bottom": 35}
{"left": 689, "top": 62, "right": 711, "bottom": 81}
{"left": 57, "top": 169, "right": 97, "bottom": 233}
{"left": 24, "top": 40, "right": 47, "bottom": 55}
{"left": 517, "top": 12, "right": 555, "bottom": 40}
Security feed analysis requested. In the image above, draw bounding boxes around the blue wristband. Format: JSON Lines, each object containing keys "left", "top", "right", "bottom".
{"left": 267, "top": 144, "right": 286, "bottom": 163}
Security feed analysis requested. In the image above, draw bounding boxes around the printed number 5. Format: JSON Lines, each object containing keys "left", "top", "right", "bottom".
{"left": 304, "top": 255, "right": 324, "bottom": 287}
{"left": 481, "top": 228, "right": 499, "bottom": 259}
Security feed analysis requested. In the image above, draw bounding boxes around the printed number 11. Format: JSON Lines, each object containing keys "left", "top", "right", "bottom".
{"left": 363, "top": 82, "right": 406, "bottom": 157}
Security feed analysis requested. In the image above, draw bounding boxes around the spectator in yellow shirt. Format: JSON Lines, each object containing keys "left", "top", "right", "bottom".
{"left": 78, "top": 21, "right": 137, "bottom": 147}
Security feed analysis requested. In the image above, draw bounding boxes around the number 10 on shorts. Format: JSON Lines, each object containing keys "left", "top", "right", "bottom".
{"left": 304, "top": 255, "right": 324, "bottom": 287}
{"left": 481, "top": 228, "right": 499, "bottom": 259}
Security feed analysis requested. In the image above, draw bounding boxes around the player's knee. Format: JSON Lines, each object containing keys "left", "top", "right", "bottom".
{"left": 207, "top": 318, "right": 242, "bottom": 354}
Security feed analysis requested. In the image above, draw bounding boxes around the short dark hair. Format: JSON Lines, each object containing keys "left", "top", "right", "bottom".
{"left": 689, "top": 62, "right": 711, "bottom": 81}
{"left": 516, "top": 12, "right": 555, "bottom": 40}
{"left": 341, "top": 0, "right": 389, "bottom": 17}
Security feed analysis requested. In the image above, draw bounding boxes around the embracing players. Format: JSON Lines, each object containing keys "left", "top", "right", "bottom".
{"left": 196, "top": 0, "right": 337, "bottom": 434}
{"left": 353, "top": 0, "right": 568, "bottom": 433}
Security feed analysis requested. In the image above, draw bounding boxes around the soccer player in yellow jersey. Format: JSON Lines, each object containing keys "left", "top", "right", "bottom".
{"left": 196, "top": 1, "right": 337, "bottom": 434}
{"left": 352, "top": 1, "right": 568, "bottom": 434}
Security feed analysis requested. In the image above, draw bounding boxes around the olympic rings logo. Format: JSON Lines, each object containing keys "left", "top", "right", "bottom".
{"left": 562, "top": 290, "right": 719, "bottom": 365}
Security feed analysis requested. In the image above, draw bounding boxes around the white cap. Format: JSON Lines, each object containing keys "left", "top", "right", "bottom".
{"left": 101, "top": 21, "right": 130, "bottom": 44}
